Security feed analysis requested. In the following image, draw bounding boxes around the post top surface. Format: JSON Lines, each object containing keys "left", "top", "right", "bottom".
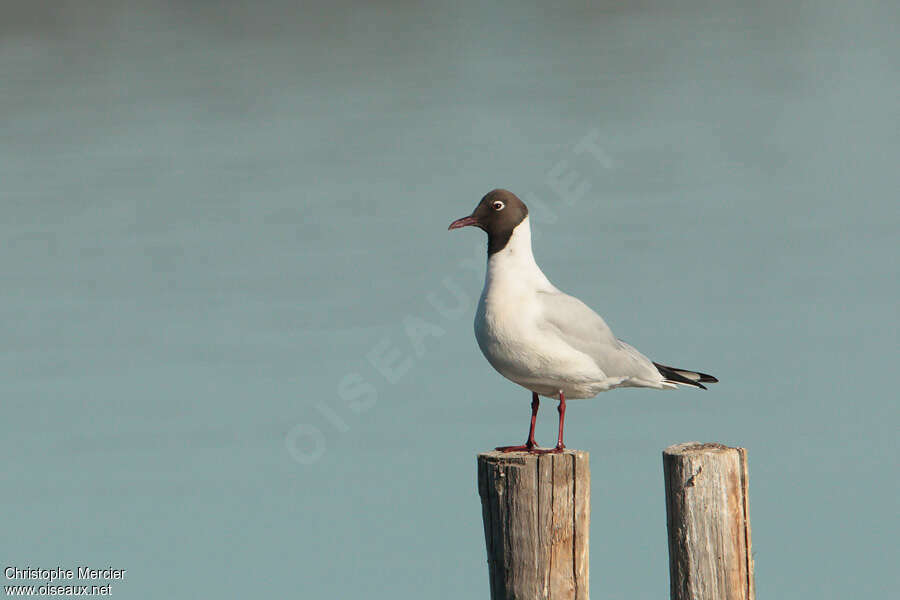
{"left": 477, "top": 449, "right": 588, "bottom": 463}
{"left": 664, "top": 441, "right": 744, "bottom": 455}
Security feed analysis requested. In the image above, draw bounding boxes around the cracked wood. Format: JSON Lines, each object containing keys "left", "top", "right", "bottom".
{"left": 663, "top": 442, "right": 755, "bottom": 600}
{"left": 478, "top": 450, "right": 589, "bottom": 600}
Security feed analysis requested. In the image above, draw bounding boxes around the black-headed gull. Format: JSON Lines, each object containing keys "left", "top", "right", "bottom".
{"left": 449, "top": 189, "right": 717, "bottom": 453}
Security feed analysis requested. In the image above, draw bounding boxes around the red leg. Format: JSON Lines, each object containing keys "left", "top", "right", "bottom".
{"left": 496, "top": 393, "right": 541, "bottom": 452}
{"left": 535, "top": 391, "right": 566, "bottom": 454}
{"left": 526, "top": 393, "right": 539, "bottom": 447}
{"left": 555, "top": 391, "right": 566, "bottom": 450}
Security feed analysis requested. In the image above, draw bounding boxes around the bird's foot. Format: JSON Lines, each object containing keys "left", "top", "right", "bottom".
{"left": 495, "top": 441, "right": 539, "bottom": 453}
{"left": 532, "top": 443, "right": 566, "bottom": 455}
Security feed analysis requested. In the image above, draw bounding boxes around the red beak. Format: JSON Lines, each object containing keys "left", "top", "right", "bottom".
{"left": 448, "top": 215, "right": 478, "bottom": 230}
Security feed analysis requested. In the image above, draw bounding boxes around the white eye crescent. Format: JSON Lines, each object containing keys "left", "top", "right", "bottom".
{"left": 492, "top": 201, "right": 505, "bottom": 211}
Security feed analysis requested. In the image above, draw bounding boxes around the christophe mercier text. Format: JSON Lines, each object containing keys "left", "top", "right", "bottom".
{"left": 5, "top": 567, "right": 125, "bottom": 581}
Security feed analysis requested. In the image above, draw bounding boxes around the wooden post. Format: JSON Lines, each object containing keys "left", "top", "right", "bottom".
{"left": 477, "top": 450, "right": 589, "bottom": 600}
{"left": 663, "top": 442, "right": 755, "bottom": 600}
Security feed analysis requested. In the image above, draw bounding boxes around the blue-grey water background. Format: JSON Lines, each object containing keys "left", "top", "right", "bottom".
{"left": 2, "top": 1, "right": 897, "bottom": 598}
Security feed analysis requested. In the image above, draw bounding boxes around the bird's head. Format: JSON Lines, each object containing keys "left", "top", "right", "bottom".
{"left": 448, "top": 189, "right": 529, "bottom": 254}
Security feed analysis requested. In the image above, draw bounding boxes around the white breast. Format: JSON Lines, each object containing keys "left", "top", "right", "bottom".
{"left": 473, "top": 218, "right": 611, "bottom": 397}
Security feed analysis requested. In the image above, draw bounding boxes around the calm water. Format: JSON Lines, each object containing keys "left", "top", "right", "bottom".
{"left": 2, "top": 1, "right": 897, "bottom": 598}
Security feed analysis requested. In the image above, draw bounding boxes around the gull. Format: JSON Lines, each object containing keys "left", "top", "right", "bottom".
{"left": 449, "top": 189, "right": 717, "bottom": 453}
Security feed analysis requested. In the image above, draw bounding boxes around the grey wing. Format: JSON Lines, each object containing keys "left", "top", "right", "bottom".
{"left": 536, "top": 291, "right": 662, "bottom": 382}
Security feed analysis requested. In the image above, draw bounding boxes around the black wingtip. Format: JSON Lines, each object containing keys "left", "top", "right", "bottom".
{"left": 653, "top": 362, "right": 717, "bottom": 390}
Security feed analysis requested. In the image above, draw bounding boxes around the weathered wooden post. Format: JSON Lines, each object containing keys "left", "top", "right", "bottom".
{"left": 663, "top": 442, "right": 755, "bottom": 600}
{"left": 477, "top": 450, "right": 590, "bottom": 600}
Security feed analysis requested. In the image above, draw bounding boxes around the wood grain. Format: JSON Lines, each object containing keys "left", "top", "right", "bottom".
{"left": 477, "top": 450, "right": 589, "bottom": 600}
{"left": 663, "top": 442, "right": 755, "bottom": 600}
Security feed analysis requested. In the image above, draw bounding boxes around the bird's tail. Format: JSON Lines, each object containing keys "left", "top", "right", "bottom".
{"left": 653, "top": 362, "right": 718, "bottom": 390}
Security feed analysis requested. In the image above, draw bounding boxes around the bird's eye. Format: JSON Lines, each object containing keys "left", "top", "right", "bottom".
{"left": 492, "top": 201, "right": 505, "bottom": 211}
